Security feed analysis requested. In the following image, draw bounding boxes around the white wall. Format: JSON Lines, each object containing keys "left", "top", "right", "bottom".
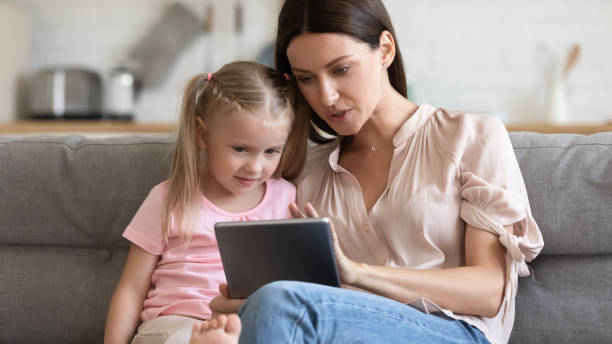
{"left": 11, "top": 0, "right": 612, "bottom": 123}
{"left": 14, "top": 0, "right": 280, "bottom": 122}
{"left": 386, "top": 0, "right": 612, "bottom": 123}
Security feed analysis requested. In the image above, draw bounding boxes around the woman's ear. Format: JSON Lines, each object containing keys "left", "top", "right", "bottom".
{"left": 195, "top": 117, "right": 207, "bottom": 151}
{"left": 378, "top": 30, "right": 396, "bottom": 68}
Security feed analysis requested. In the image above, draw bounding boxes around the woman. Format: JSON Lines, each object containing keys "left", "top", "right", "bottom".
{"left": 194, "top": 0, "right": 544, "bottom": 343}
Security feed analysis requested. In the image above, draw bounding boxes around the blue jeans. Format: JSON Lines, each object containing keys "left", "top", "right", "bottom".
{"left": 237, "top": 281, "right": 490, "bottom": 344}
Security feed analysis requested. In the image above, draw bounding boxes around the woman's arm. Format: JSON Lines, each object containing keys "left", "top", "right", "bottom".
{"left": 292, "top": 203, "right": 508, "bottom": 318}
{"left": 349, "top": 224, "right": 508, "bottom": 317}
{"left": 104, "top": 244, "right": 159, "bottom": 344}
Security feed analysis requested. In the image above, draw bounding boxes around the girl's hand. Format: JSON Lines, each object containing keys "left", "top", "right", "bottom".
{"left": 289, "top": 202, "right": 361, "bottom": 286}
{"left": 209, "top": 283, "right": 245, "bottom": 317}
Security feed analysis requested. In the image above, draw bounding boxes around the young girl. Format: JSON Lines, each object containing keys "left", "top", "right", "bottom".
{"left": 104, "top": 61, "right": 308, "bottom": 344}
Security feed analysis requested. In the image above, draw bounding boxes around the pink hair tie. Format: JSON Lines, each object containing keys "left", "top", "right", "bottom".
{"left": 283, "top": 73, "right": 290, "bottom": 81}
{"left": 207, "top": 73, "right": 212, "bottom": 81}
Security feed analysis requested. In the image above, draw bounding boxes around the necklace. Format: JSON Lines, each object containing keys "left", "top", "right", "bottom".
{"left": 370, "top": 145, "right": 376, "bottom": 152}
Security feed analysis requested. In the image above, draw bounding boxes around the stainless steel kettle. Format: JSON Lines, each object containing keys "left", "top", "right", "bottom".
{"left": 104, "top": 67, "right": 136, "bottom": 120}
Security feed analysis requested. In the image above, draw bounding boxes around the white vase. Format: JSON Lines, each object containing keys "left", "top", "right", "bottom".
{"left": 547, "top": 78, "right": 570, "bottom": 124}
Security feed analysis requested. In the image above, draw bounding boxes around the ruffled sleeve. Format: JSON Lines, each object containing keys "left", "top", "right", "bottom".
{"left": 457, "top": 115, "right": 544, "bottom": 317}
{"left": 460, "top": 172, "right": 543, "bottom": 276}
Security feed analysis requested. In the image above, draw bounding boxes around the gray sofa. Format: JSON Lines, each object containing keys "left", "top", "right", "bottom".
{"left": 1, "top": 132, "right": 610, "bottom": 343}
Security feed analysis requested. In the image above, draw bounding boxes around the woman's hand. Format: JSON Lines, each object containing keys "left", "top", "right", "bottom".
{"left": 209, "top": 283, "right": 245, "bottom": 317}
{"left": 289, "top": 202, "right": 362, "bottom": 286}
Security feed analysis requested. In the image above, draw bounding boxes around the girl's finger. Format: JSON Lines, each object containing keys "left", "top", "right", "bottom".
{"left": 218, "top": 283, "right": 230, "bottom": 297}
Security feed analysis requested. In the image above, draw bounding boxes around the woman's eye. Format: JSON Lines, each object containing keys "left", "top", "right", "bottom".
{"left": 232, "top": 147, "right": 246, "bottom": 153}
{"left": 296, "top": 76, "right": 313, "bottom": 84}
{"left": 335, "top": 66, "right": 350, "bottom": 74}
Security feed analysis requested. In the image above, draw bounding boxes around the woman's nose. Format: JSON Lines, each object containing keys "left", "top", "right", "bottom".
{"left": 319, "top": 78, "right": 339, "bottom": 107}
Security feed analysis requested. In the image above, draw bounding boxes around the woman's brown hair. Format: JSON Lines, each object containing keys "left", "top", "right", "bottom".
{"left": 275, "top": 0, "right": 407, "bottom": 143}
{"left": 163, "top": 61, "right": 308, "bottom": 243}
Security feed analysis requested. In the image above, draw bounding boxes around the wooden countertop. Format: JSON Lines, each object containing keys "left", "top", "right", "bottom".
{"left": 504, "top": 122, "right": 612, "bottom": 135}
{"left": 0, "top": 120, "right": 178, "bottom": 134}
{"left": 1, "top": 120, "right": 611, "bottom": 135}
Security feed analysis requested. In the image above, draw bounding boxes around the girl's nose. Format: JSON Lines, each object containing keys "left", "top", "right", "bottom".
{"left": 244, "top": 156, "right": 263, "bottom": 175}
{"left": 319, "top": 78, "right": 339, "bottom": 107}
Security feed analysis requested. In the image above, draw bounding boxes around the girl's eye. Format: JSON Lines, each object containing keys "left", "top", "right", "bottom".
{"left": 265, "top": 148, "right": 281, "bottom": 155}
{"left": 232, "top": 147, "right": 246, "bottom": 153}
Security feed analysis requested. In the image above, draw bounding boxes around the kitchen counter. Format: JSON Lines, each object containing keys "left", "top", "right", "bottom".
{"left": 0, "top": 120, "right": 178, "bottom": 135}
{"left": 1, "top": 120, "right": 611, "bottom": 135}
{"left": 503, "top": 122, "right": 612, "bottom": 135}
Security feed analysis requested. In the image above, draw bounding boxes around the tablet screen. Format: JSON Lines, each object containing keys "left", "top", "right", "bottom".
{"left": 214, "top": 218, "right": 341, "bottom": 298}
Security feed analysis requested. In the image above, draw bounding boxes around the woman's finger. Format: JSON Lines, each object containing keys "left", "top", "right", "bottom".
{"left": 330, "top": 223, "right": 342, "bottom": 253}
{"left": 304, "top": 202, "right": 320, "bottom": 217}
{"left": 289, "top": 202, "right": 306, "bottom": 218}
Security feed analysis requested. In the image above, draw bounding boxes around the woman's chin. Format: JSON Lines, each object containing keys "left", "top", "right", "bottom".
{"left": 329, "top": 122, "right": 362, "bottom": 137}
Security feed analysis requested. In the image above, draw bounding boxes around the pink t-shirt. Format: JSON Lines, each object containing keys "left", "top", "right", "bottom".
{"left": 123, "top": 177, "right": 296, "bottom": 321}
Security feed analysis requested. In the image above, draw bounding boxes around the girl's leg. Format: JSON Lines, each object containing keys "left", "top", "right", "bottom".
{"left": 238, "top": 281, "right": 489, "bottom": 344}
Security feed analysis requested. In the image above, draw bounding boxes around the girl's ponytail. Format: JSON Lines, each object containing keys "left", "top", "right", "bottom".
{"left": 162, "top": 74, "right": 208, "bottom": 243}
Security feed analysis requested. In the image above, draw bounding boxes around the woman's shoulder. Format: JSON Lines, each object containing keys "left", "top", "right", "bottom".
{"left": 292, "top": 141, "right": 338, "bottom": 197}
{"left": 427, "top": 106, "right": 509, "bottom": 161}
{"left": 429, "top": 106, "right": 506, "bottom": 138}
{"left": 298, "top": 141, "right": 337, "bottom": 172}
{"left": 307, "top": 140, "right": 338, "bottom": 162}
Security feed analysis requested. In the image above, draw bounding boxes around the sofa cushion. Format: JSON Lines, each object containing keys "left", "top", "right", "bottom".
{"left": 0, "top": 245, "right": 129, "bottom": 343}
{"left": 510, "top": 254, "right": 612, "bottom": 343}
{"left": 510, "top": 132, "right": 612, "bottom": 255}
{"left": 0, "top": 134, "right": 175, "bottom": 248}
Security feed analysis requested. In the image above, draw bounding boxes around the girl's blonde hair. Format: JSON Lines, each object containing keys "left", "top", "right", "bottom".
{"left": 162, "top": 61, "right": 309, "bottom": 243}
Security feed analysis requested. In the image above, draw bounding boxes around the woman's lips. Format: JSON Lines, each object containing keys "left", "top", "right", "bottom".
{"left": 329, "top": 109, "right": 351, "bottom": 123}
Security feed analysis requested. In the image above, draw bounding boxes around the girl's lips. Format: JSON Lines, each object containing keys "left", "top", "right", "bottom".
{"left": 235, "top": 176, "right": 258, "bottom": 186}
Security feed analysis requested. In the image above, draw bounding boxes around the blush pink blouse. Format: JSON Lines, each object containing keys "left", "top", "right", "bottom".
{"left": 295, "top": 104, "right": 544, "bottom": 344}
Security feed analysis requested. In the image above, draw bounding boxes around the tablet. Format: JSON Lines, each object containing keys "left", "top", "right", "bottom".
{"left": 214, "top": 217, "right": 341, "bottom": 298}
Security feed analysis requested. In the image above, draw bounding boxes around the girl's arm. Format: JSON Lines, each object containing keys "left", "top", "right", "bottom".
{"left": 292, "top": 203, "right": 508, "bottom": 318}
{"left": 104, "top": 244, "right": 159, "bottom": 344}
{"left": 209, "top": 283, "right": 246, "bottom": 316}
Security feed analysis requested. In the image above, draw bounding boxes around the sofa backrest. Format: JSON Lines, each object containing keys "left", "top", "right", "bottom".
{"left": 509, "top": 132, "right": 612, "bottom": 344}
{"left": 0, "top": 134, "right": 175, "bottom": 343}
{"left": 1, "top": 132, "right": 611, "bottom": 343}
